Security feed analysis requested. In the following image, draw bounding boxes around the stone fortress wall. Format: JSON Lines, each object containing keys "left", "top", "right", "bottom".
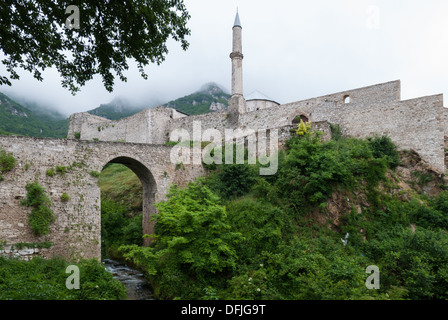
{"left": 66, "top": 11, "right": 447, "bottom": 174}
{"left": 67, "top": 79, "right": 446, "bottom": 173}
{"left": 3, "top": 77, "right": 444, "bottom": 261}
{"left": 0, "top": 136, "right": 205, "bottom": 260}
{"left": 2, "top": 10, "right": 446, "bottom": 261}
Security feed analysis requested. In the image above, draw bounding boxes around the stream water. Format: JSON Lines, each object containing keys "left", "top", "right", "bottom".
{"left": 103, "top": 258, "right": 156, "bottom": 300}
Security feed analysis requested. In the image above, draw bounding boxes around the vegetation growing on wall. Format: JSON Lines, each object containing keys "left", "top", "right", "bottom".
{"left": 0, "top": 147, "right": 16, "bottom": 181}
{"left": 21, "top": 182, "right": 56, "bottom": 236}
{"left": 60, "top": 193, "right": 70, "bottom": 202}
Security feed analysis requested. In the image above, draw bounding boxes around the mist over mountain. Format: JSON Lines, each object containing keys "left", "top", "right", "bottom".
{"left": 0, "top": 92, "right": 68, "bottom": 138}
{"left": 87, "top": 96, "right": 161, "bottom": 121}
{"left": 0, "top": 82, "right": 229, "bottom": 137}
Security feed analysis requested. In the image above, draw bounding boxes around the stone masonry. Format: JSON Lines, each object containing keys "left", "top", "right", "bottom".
{"left": 0, "top": 136, "right": 205, "bottom": 261}
{"left": 1, "top": 11, "right": 446, "bottom": 261}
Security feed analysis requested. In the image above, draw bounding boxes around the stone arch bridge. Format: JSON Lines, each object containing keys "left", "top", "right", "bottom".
{"left": 0, "top": 136, "right": 205, "bottom": 261}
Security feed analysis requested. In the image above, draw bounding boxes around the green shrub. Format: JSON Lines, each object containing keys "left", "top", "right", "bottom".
{"left": 409, "top": 196, "right": 448, "bottom": 230}
{"left": 56, "top": 166, "right": 67, "bottom": 176}
{"left": 60, "top": 193, "right": 70, "bottom": 202}
{"left": 330, "top": 123, "right": 343, "bottom": 141}
{"left": 0, "top": 148, "right": 16, "bottom": 172}
{"left": 367, "top": 135, "right": 401, "bottom": 169}
{"left": 0, "top": 257, "right": 126, "bottom": 300}
{"left": 226, "top": 197, "right": 295, "bottom": 262}
{"left": 0, "top": 147, "right": 16, "bottom": 180}
{"left": 118, "top": 132, "right": 448, "bottom": 300}
{"left": 296, "top": 119, "right": 312, "bottom": 136}
{"left": 213, "top": 164, "right": 258, "bottom": 199}
{"left": 90, "top": 170, "right": 100, "bottom": 177}
{"left": 412, "top": 170, "right": 433, "bottom": 186}
{"left": 21, "top": 182, "right": 55, "bottom": 236}
{"left": 101, "top": 199, "right": 142, "bottom": 259}
{"left": 74, "top": 132, "right": 81, "bottom": 139}
{"left": 46, "top": 168, "right": 55, "bottom": 177}
{"left": 121, "top": 182, "right": 242, "bottom": 299}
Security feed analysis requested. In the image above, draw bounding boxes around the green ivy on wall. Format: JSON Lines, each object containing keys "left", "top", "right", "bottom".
{"left": 0, "top": 147, "right": 16, "bottom": 181}
{"left": 21, "top": 182, "right": 56, "bottom": 236}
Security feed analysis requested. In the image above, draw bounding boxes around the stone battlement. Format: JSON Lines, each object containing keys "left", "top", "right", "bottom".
{"left": 68, "top": 79, "right": 446, "bottom": 173}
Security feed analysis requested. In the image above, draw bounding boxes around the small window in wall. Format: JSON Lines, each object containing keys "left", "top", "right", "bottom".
{"left": 344, "top": 95, "right": 351, "bottom": 104}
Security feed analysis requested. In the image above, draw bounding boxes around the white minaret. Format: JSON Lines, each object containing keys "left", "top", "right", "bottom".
{"left": 231, "top": 10, "right": 243, "bottom": 96}
{"left": 229, "top": 9, "right": 247, "bottom": 118}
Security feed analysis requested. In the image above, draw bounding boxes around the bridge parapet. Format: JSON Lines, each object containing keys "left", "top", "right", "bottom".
{"left": 0, "top": 136, "right": 205, "bottom": 261}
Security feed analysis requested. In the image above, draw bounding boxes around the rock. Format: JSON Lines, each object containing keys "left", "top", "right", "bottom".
{"left": 18, "top": 248, "right": 34, "bottom": 255}
{"left": 210, "top": 102, "right": 227, "bottom": 112}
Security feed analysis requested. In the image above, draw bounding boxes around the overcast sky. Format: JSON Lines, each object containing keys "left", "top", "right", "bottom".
{"left": 1, "top": 0, "right": 447, "bottom": 117}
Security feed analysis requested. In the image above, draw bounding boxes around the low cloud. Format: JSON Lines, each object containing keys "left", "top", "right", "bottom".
{"left": 0, "top": 0, "right": 446, "bottom": 117}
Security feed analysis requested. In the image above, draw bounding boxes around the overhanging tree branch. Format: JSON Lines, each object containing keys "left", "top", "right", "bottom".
{"left": 0, "top": 0, "right": 191, "bottom": 94}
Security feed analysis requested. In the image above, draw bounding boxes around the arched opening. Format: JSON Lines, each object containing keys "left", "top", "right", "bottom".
{"left": 292, "top": 114, "right": 309, "bottom": 125}
{"left": 98, "top": 156, "right": 157, "bottom": 260}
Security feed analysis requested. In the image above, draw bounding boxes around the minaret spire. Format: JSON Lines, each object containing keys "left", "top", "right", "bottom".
{"left": 234, "top": 7, "right": 241, "bottom": 28}
{"left": 228, "top": 9, "right": 247, "bottom": 119}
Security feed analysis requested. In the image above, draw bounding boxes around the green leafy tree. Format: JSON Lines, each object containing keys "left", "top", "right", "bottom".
{"left": 101, "top": 198, "right": 142, "bottom": 259}
{"left": 367, "top": 135, "right": 401, "bottom": 169}
{"left": 0, "top": 0, "right": 190, "bottom": 94}
{"left": 121, "top": 181, "right": 242, "bottom": 299}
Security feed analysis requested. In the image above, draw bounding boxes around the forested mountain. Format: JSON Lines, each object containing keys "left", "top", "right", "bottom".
{"left": 0, "top": 82, "right": 229, "bottom": 138}
{"left": 0, "top": 92, "right": 68, "bottom": 138}
{"left": 87, "top": 83, "right": 229, "bottom": 121}
{"left": 87, "top": 97, "right": 156, "bottom": 121}
{"left": 163, "top": 82, "right": 230, "bottom": 115}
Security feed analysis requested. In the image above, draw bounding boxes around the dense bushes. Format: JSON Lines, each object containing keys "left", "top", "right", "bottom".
{"left": 99, "top": 163, "right": 144, "bottom": 259}
{"left": 119, "top": 130, "right": 447, "bottom": 300}
{"left": 367, "top": 135, "right": 401, "bottom": 169}
{"left": 0, "top": 257, "right": 126, "bottom": 300}
{"left": 101, "top": 199, "right": 142, "bottom": 259}
{"left": 121, "top": 182, "right": 242, "bottom": 299}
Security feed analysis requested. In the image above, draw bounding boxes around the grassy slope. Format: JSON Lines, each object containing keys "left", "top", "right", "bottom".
{"left": 98, "top": 163, "right": 142, "bottom": 212}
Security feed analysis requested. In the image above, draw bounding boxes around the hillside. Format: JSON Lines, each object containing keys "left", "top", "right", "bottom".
{"left": 163, "top": 82, "right": 230, "bottom": 115}
{"left": 99, "top": 127, "right": 448, "bottom": 300}
{"left": 87, "top": 97, "right": 156, "bottom": 121}
{"left": 0, "top": 92, "right": 68, "bottom": 138}
{"left": 0, "top": 82, "right": 228, "bottom": 138}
